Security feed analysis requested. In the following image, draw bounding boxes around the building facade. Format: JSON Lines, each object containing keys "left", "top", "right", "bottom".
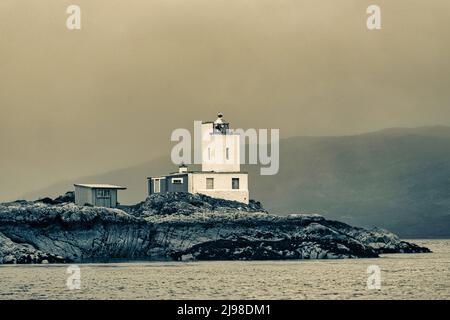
{"left": 148, "top": 113, "right": 250, "bottom": 204}
{"left": 74, "top": 184, "right": 127, "bottom": 208}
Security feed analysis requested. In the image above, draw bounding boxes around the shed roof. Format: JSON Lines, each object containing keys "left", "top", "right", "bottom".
{"left": 74, "top": 184, "right": 127, "bottom": 190}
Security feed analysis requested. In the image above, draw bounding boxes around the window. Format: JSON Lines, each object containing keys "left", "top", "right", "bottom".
{"left": 96, "top": 189, "right": 111, "bottom": 198}
{"left": 232, "top": 178, "right": 240, "bottom": 190}
{"left": 226, "top": 147, "right": 230, "bottom": 160}
{"left": 206, "top": 178, "right": 214, "bottom": 189}
{"left": 172, "top": 178, "right": 183, "bottom": 184}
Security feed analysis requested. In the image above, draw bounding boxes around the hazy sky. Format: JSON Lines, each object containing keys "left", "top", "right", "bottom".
{"left": 1, "top": 0, "right": 450, "bottom": 201}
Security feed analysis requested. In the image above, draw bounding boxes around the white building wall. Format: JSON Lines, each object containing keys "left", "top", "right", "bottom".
{"left": 201, "top": 122, "right": 241, "bottom": 172}
{"left": 191, "top": 173, "right": 249, "bottom": 204}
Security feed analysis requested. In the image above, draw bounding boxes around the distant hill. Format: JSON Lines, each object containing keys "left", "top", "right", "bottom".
{"left": 23, "top": 126, "right": 450, "bottom": 238}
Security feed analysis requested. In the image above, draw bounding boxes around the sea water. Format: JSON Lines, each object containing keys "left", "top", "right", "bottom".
{"left": 0, "top": 240, "right": 448, "bottom": 300}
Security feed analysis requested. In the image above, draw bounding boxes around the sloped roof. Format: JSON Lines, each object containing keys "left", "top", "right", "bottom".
{"left": 74, "top": 184, "right": 127, "bottom": 190}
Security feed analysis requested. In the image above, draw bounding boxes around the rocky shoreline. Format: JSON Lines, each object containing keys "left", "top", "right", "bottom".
{"left": 0, "top": 193, "right": 430, "bottom": 264}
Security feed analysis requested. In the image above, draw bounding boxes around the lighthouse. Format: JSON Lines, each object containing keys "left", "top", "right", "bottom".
{"left": 201, "top": 113, "right": 241, "bottom": 172}
{"left": 148, "top": 113, "right": 250, "bottom": 204}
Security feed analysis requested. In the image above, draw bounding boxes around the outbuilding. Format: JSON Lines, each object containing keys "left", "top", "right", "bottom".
{"left": 74, "top": 184, "right": 126, "bottom": 208}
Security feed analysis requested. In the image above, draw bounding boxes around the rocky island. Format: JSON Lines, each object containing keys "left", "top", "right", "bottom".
{"left": 0, "top": 192, "right": 430, "bottom": 264}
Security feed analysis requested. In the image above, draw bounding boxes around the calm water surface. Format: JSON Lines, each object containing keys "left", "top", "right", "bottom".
{"left": 0, "top": 240, "right": 449, "bottom": 300}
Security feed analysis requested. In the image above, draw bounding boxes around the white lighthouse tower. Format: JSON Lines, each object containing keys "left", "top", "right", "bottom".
{"left": 201, "top": 113, "right": 241, "bottom": 172}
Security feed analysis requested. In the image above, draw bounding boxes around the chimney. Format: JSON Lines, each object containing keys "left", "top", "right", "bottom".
{"left": 179, "top": 163, "right": 188, "bottom": 173}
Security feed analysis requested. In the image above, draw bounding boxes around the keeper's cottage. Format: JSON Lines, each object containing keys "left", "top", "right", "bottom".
{"left": 148, "top": 113, "right": 249, "bottom": 204}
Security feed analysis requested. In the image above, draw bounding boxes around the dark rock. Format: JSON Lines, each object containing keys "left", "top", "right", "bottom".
{"left": 53, "top": 191, "right": 75, "bottom": 204}
{"left": 36, "top": 197, "right": 57, "bottom": 205}
{"left": 0, "top": 193, "right": 430, "bottom": 264}
{"left": 126, "top": 192, "right": 267, "bottom": 217}
{"left": 0, "top": 232, "right": 67, "bottom": 264}
{"left": 35, "top": 191, "right": 75, "bottom": 205}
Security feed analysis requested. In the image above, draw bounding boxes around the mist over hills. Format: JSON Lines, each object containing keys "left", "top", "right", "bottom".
{"left": 23, "top": 126, "right": 450, "bottom": 238}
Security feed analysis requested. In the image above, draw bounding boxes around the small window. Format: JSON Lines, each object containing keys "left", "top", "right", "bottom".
{"left": 206, "top": 178, "right": 214, "bottom": 189}
{"left": 97, "top": 189, "right": 111, "bottom": 198}
{"left": 172, "top": 178, "right": 183, "bottom": 184}
{"left": 232, "top": 178, "right": 240, "bottom": 190}
{"left": 226, "top": 147, "right": 230, "bottom": 160}
{"left": 154, "top": 179, "right": 160, "bottom": 193}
